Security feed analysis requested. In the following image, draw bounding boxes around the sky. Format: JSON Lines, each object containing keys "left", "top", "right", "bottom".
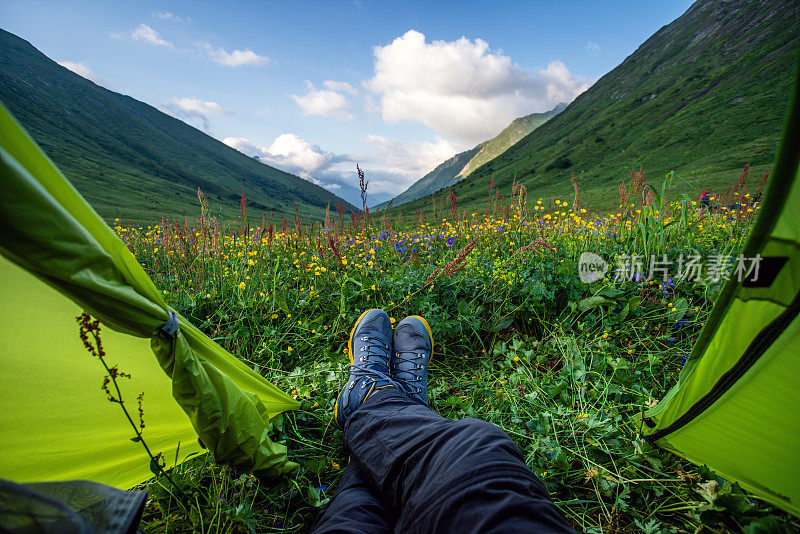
{"left": 1, "top": 0, "right": 694, "bottom": 206}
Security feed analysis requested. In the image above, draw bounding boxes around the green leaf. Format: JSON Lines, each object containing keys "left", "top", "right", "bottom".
{"left": 490, "top": 316, "right": 513, "bottom": 332}
{"left": 578, "top": 296, "right": 609, "bottom": 312}
{"left": 149, "top": 457, "right": 162, "bottom": 476}
{"left": 274, "top": 293, "right": 289, "bottom": 313}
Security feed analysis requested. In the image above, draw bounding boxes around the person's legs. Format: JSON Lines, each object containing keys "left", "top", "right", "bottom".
{"left": 310, "top": 462, "right": 393, "bottom": 534}
{"left": 344, "top": 388, "right": 575, "bottom": 533}
{"left": 322, "top": 309, "right": 574, "bottom": 533}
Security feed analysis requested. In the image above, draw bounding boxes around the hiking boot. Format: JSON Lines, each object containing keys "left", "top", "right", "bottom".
{"left": 334, "top": 309, "right": 396, "bottom": 428}
{"left": 391, "top": 315, "right": 434, "bottom": 405}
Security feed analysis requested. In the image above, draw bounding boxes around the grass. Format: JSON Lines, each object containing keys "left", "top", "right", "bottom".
{"left": 110, "top": 170, "right": 799, "bottom": 533}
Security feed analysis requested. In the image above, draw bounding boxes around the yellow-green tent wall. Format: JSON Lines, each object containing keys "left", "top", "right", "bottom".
{"left": 641, "top": 57, "right": 800, "bottom": 516}
{"left": 0, "top": 103, "right": 299, "bottom": 489}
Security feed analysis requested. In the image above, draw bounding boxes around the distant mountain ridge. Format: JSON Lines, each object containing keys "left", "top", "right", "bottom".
{"left": 392, "top": 0, "right": 800, "bottom": 215}
{"left": 378, "top": 103, "right": 565, "bottom": 209}
{"left": 376, "top": 146, "right": 481, "bottom": 210}
{"left": 0, "top": 28, "right": 352, "bottom": 223}
{"left": 456, "top": 103, "right": 566, "bottom": 179}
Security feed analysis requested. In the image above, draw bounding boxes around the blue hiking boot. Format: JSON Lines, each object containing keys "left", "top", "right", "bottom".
{"left": 334, "top": 309, "right": 396, "bottom": 428}
{"left": 391, "top": 315, "right": 434, "bottom": 405}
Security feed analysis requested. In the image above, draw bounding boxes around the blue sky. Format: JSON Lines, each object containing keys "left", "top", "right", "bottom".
{"left": 1, "top": 0, "right": 693, "bottom": 205}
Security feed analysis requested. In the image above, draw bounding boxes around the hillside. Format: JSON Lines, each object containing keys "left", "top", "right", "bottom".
{"left": 0, "top": 29, "right": 351, "bottom": 224}
{"left": 379, "top": 103, "right": 563, "bottom": 210}
{"left": 394, "top": 0, "right": 799, "bottom": 216}
{"left": 375, "top": 146, "right": 481, "bottom": 210}
{"left": 457, "top": 103, "right": 566, "bottom": 179}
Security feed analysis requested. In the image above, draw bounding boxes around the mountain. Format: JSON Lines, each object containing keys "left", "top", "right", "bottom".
{"left": 393, "top": 0, "right": 799, "bottom": 216}
{"left": 456, "top": 103, "right": 566, "bottom": 179}
{"left": 0, "top": 28, "right": 352, "bottom": 224}
{"left": 378, "top": 103, "right": 563, "bottom": 210}
{"left": 376, "top": 146, "right": 481, "bottom": 210}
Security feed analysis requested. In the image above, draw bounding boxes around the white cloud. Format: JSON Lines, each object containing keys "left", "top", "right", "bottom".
{"left": 223, "top": 134, "right": 340, "bottom": 183}
{"left": 364, "top": 135, "right": 461, "bottom": 178}
{"left": 172, "top": 97, "right": 229, "bottom": 115}
{"left": 57, "top": 61, "right": 102, "bottom": 84}
{"left": 154, "top": 11, "right": 189, "bottom": 22}
{"left": 223, "top": 134, "right": 416, "bottom": 203}
{"left": 165, "top": 98, "right": 230, "bottom": 131}
{"left": 131, "top": 23, "right": 172, "bottom": 47}
{"left": 365, "top": 29, "right": 590, "bottom": 145}
{"left": 203, "top": 44, "right": 270, "bottom": 67}
{"left": 323, "top": 80, "right": 358, "bottom": 95}
{"left": 291, "top": 81, "right": 354, "bottom": 119}
{"left": 586, "top": 41, "right": 601, "bottom": 55}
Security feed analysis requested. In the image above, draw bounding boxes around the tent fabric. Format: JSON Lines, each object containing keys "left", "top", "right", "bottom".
{"left": 0, "top": 102, "right": 300, "bottom": 490}
{"left": 641, "top": 59, "right": 800, "bottom": 516}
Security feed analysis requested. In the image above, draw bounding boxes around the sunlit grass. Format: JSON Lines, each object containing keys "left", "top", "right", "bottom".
{"left": 126, "top": 177, "right": 796, "bottom": 533}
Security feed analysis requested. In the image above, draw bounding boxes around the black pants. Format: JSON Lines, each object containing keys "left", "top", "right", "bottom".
{"left": 312, "top": 388, "right": 575, "bottom": 533}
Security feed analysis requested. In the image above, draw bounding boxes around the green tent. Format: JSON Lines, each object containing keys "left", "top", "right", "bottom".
{"left": 0, "top": 103, "right": 299, "bottom": 490}
{"left": 641, "top": 61, "right": 800, "bottom": 515}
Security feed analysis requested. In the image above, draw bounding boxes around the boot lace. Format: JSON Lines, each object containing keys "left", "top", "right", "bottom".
{"left": 392, "top": 351, "right": 426, "bottom": 393}
{"left": 347, "top": 335, "right": 393, "bottom": 390}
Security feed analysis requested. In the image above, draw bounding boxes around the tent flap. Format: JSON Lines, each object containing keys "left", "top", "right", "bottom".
{"left": 0, "top": 102, "right": 299, "bottom": 489}
{"left": 640, "top": 56, "right": 800, "bottom": 516}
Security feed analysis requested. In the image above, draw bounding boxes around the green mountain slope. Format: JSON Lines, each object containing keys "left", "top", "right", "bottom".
{"left": 375, "top": 146, "right": 481, "bottom": 210}
{"left": 380, "top": 103, "right": 563, "bottom": 210}
{"left": 457, "top": 103, "right": 566, "bottom": 179}
{"left": 395, "top": 0, "right": 799, "bottom": 216}
{"left": 0, "top": 29, "right": 352, "bottom": 224}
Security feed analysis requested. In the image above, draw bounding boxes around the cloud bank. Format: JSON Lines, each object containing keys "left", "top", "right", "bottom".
{"left": 166, "top": 97, "right": 229, "bottom": 130}
{"left": 131, "top": 24, "right": 172, "bottom": 47}
{"left": 291, "top": 81, "right": 354, "bottom": 119}
{"left": 203, "top": 44, "right": 271, "bottom": 67}
{"left": 365, "top": 30, "right": 590, "bottom": 145}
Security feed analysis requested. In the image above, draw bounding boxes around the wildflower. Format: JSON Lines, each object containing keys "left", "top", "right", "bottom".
{"left": 205, "top": 294, "right": 211, "bottom": 298}
{"left": 446, "top": 237, "right": 455, "bottom": 246}
{"left": 584, "top": 468, "right": 598, "bottom": 482}
{"left": 578, "top": 413, "right": 589, "bottom": 419}
{"left": 371, "top": 284, "right": 376, "bottom": 291}
{"left": 390, "top": 317, "right": 396, "bottom": 325}
{"left": 238, "top": 282, "right": 246, "bottom": 290}
{"left": 332, "top": 461, "right": 340, "bottom": 470}
{"left": 271, "top": 313, "right": 278, "bottom": 319}
{"left": 288, "top": 346, "right": 294, "bottom": 352}
{"left": 513, "top": 356, "right": 520, "bottom": 362}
